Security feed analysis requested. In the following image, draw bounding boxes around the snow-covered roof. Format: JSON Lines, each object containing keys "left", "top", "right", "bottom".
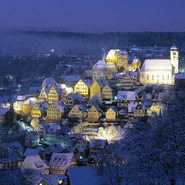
{"left": 90, "top": 139, "right": 107, "bottom": 148}
{"left": 16, "top": 95, "right": 29, "bottom": 101}
{"left": 54, "top": 101, "right": 65, "bottom": 112}
{"left": 47, "top": 124, "right": 60, "bottom": 134}
{"left": 49, "top": 153, "right": 74, "bottom": 167}
{"left": 68, "top": 93, "right": 85, "bottom": 102}
{"left": 126, "top": 72, "right": 137, "bottom": 77}
{"left": 141, "top": 59, "right": 172, "bottom": 72}
{"left": 95, "top": 79, "right": 109, "bottom": 88}
{"left": 67, "top": 166, "right": 99, "bottom": 185}
{"left": 93, "top": 60, "right": 109, "bottom": 70}
{"left": 64, "top": 75, "right": 81, "bottom": 82}
{"left": 0, "top": 108, "right": 9, "bottom": 115}
{"left": 4, "top": 141, "right": 23, "bottom": 152}
{"left": 24, "top": 97, "right": 38, "bottom": 108}
{"left": 46, "top": 144, "right": 64, "bottom": 153}
{"left": 117, "top": 91, "right": 137, "bottom": 101}
{"left": 74, "top": 104, "right": 86, "bottom": 112}
{"left": 128, "top": 102, "right": 138, "bottom": 112}
{"left": 24, "top": 148, "right": 40, "bottom": 156}
{"left": 106, "top": 49, "right": 128, "bottom": 60}
{"left": 132, "top": 59, "right": 140, "bottom": 64}
{"left": 42, "top": 78, "right": 56, "bottom": 89}
{"left": 175, "top": 73, "right": 185, "bottom": 79}
{"left": 171, "top": 45, "right": 178, "bottom": 51}
{"left": 23, "top": 155, "right": 48, "bottom": 171}
{"left": 108, "top": 106, "right": 119, "bottom": 113}
{"left": 36, "top": 102, "right": 49, "bottom": 112}
{"left": 79, "top": 79, "right": 92, "bottom": 88}
{"left": 92, "top": 104, "right": 103, "bottom": 113}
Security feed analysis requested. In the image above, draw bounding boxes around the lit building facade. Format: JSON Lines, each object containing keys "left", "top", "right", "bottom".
{"left": 140, "top": 46, "right": 179, "bottom": 85}
{"left": 74, "top": 80, "right": 91, "bottom": 98}
{"left": 88, "top": 105, "right": 102, "bottom": 122}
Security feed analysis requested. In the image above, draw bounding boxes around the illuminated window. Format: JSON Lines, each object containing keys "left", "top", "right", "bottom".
{"left": 167, "top": 75, "right": 169, "bottom": 80}
{"left": 162, "top": 75, "right": 164, "bottom": 80}
{"left": 152, "top": 75, "right": 154, "bottom": 81}
{"left": 147, "top": 75, "right": 149, "bottom": 80}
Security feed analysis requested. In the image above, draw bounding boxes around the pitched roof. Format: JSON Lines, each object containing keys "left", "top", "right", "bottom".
{"left": 24, "top": 148, "right": 40, "bottom": 156}
{"left": 81, "top": 79, "right": 92, "bottom": 88}
{"left": 92, "top": 104, "right": 103, "bottom": 113}
{"left": 42, "top": 78, "right": 56, "bottom": 89}
{"left": 132, "top": 59, "right": 140, "bottom": 64}
{"left": 93, "top": 60, "right": 109, "bottom": 70}
{"left": 68, "top": 93, "right": 85, "bottom": 102}
{"left": 117, "top": 91, "right": 137, "bottom": 101}
{"left": 175, "top": 73, "right": 185, "bottom": 79}
{"left": 54, "top": 101, "right": 65, "bottom": 112}
{"left": 49, "top": 153, "right": 74, "bottom": 167}
{"left": 24, "top": 97, "right": 38, "bottom": 108}
{"left": 0, "top": 108, "right": 9, "bottom": 115}
{"left": 64, "top": 75, "right": 81, "bottom": 82}
{"left": 36, "top": 102, "right": 49, "bottom": 112}
{"left": 141, "top": 59, "right": 172, "bottom": 72}
{"left": 90, "top": 139, "right": 107, "bottom": 148}
{"left": 74, "top": 104, "right": 86, "bottom": 112}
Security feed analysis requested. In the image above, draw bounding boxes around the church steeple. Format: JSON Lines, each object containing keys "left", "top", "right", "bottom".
{"left": 170, "top": 34, "right": 179, "bottom": 74}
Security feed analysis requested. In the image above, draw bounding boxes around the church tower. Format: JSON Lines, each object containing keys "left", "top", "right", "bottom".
{"left": 170, "top": 45, "right": 179, "bottom": 74}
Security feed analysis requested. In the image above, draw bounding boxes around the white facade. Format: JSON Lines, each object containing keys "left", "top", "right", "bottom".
{"left": 140, "top": 46, "right": 179, "bottom": 85}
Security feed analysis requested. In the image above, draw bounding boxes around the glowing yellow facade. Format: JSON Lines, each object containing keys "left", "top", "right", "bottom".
{"left": 31, "top": 104, "right": 42, "bottom": 118}
{"left": 132, "top": 59, "right": 141, "bottom": 69}
{"left": 22, "top": 104, "right": 32, "bottom": 116}
{"left": 106, "top": 49, "right": 128, "bottom": 70}
{"left": 102, "top": 85, "right": 112, "bottom": 100}
{"left": 68, "top": 105, "right": 84, "bottom": 119}
{"left": 38, "top": 90, "right": 48, "bottom": 103}
{"left": 74, "top": 80, "right": 90, "bottom": 98}
{"left": 47, "top": 102, "right": 64, "bottom": 123}
{"left": 106, "top": 107, "right": 118, "bottom": 121}
{"left": 48, "top": 86, "right": 60, "bottom": 105}
{"left": 90, "top": 80, "right": 102, "bottom": 98}
{"left": 88, "top": 105, "right": 102, "bottom": 122}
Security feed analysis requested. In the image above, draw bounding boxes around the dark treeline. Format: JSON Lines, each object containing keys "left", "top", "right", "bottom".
{"left": 19, "top": 31, "right": 185, "bottom": 49}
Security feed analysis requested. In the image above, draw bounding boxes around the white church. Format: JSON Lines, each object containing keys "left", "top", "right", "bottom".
{"left": 140, "top": 45, "right": 179, "bottom": 85}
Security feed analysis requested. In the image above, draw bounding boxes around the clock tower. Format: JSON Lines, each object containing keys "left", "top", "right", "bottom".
{"left": 170, "top": 45, "right": 179, "bottom": 74}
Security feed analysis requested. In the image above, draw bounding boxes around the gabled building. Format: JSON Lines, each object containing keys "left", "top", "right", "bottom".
{"left": 102, "top": 84, "right": 112, "bottom": 100}
{"left": 63, "top": 75, "right": 81, "bottom": 87}
{"left": 106, "top": 106, "right": 119, "bottom": 121}
{"left": 25, "top": 131, "right": 40, "bottom": 148}
{"left": 92, "top": 60, "right": 110, "bottom": 81}
{"left": 31, "top": 102, "right": 49, "bottom": 118}
{"left": 68, "top": 104, "right": 86, "bottom": 119}
{"left": 38, "top": 88, "right": 50, "bottom": 103}
{"left": 22, "top": 97, "right": 38, "bottom": 116}
{"left": 47, "top": 101, "right": 65, "bottom": 123}
{"left": 49, "top": 153, "right": 75, "bottom": 175}
{"left": 90, "top": 79, "right": 108, "bottom": 98}
{"left": 121, "top": 74, "right": 135, "bottom": 90}
{"left": 74, "top": 79, "right": 92, "bottom": 98}
{"left": 132, "top": 59, "right": 141, "bottom": 70}
{"left": 117, "top": 91, "right": 137, "bottom": 108}
{"left": 90, "top": 139, "right": 108, "bottom": 155}
{"left": 106, "top": 49, "right": 128, "bottom": 71}
{"left": 0, "top": 108, "right": 11, "bottom": 127}
{"left": 48, "top": 85, "right": 62, "bottom": 105}
{"left": 23, "top": 155, "right": 49, "bottom": 174}
{"left": 140, "top": 46, "right": 179, "bottom": 85}
{"left": 42, "top": 78, "right": 56, "bottom": 89}
{"left": 88, "top": 105, "right": 102, "bottom": 122}
{"left": 65, "top": 93, "right": 85, "bottom": 109}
